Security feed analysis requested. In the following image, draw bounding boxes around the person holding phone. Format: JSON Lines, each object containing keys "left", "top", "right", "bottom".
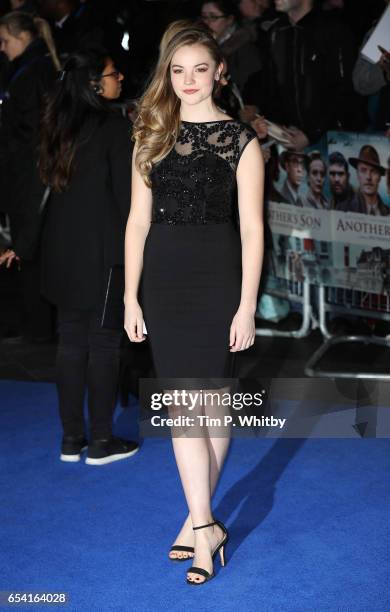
{"left": 352, "top": 2, "right": 390, "bottom": 132}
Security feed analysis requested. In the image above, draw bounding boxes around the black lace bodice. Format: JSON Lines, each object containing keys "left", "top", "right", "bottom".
{"left": 150, "top": 120, "right": 257, "bottom": 224}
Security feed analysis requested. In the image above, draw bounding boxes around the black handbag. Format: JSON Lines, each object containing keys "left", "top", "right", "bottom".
{"left": 101, "top": 264, "right": 125, "bottom": 330}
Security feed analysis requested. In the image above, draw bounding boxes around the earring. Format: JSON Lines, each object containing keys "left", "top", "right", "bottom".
{"left": 215, "top": 73, "right": 220, "bottom": 81}
{"left": 93, "top": 83, "right": 103, "bottom": 94}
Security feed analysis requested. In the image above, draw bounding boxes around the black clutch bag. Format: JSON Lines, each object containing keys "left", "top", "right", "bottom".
{"left": 101, "top": 265, "right": 125, "bottom": 330}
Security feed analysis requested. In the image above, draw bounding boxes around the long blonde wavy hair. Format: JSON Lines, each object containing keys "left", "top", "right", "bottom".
{"left": 133, "top": 20, "right": 223, "bottom": 186}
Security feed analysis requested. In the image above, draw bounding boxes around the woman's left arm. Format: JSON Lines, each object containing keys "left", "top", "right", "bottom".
{"left": 230, "top": 137, "right": 264, "bottom": 352}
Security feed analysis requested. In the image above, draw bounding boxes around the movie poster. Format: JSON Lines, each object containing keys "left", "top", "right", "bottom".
{"left": 266, "top": 132, "right": 390, "bottom": 295}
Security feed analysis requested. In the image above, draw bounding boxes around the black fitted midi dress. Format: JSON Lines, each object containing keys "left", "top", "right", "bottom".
{"left": 141, "top": 119, "right": 257, "bottom": 382}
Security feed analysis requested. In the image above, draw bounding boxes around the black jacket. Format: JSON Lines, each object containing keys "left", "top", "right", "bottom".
{"left": 220, "top": 25, "right": 262, "bottom": 93}
{"left": 0, "top": 38, "right": 56, "bottom": 226}
{"left": 52, "top": 6, "right": 104, "bottom": 58}
{"left": 376, "top": 84, "right": 390, "bottom": 132}
{"left": 246, "top": 9, "right": 361, "bottom": 143}
{"left": 40, "top": 112, "right": 133, "bottom": 311}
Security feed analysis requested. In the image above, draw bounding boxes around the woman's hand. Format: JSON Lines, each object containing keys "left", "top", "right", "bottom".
{"left": 124, "top": 299, "right": 146, "bottom": 342}
{"left": 229, "top": 306, "right": 256, "bottom": 352}
{"left": 0, "top": 249, "right": 20, "bottom": 268}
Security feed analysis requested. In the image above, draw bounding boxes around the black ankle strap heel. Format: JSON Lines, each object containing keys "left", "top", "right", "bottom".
{"left": 193, "top": 521, "right": 217, "bottom": 531}
{"left": 186, "top": 519, "right": 229, "bottom": 585}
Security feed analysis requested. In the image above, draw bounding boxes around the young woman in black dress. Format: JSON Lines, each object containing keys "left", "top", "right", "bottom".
{"left": 124, "top": 22, "right": 264, "bottom": 584}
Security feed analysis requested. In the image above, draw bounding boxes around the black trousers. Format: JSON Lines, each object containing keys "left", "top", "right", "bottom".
{"left": 56, "top": 308, "right": 123, "bottom": 439}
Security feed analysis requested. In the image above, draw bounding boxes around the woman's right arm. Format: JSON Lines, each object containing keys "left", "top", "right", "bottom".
{"left": 124, "top": 145, "right": 152, "bottom": 342}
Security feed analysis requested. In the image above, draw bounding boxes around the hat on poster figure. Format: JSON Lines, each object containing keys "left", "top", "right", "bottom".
{"left": 346, "top": 145, "right": 389, "bottom": 216}
{"left": 349, "top": 145, "right": 386, "bottom": 176}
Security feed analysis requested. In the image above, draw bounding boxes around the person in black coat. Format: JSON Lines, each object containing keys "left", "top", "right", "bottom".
{"left": 1, "top": 48, "right": 139, "bottom": 464}
{"left": 0, "top": 11, "right": 60, "bottom": 340}
{"left": 41, "top": 0, "right": 104, "bottom": 59}
{"left": 242, "top": 0, "right": 363, "bottom": 148}
{"left": 352, "top": 10, "right": 390, "bottom": 133}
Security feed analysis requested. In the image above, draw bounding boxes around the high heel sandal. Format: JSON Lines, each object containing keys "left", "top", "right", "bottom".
{"left": 168, "top": 545, "right": 194, "bottom": 562}
{"left": 186, "top": 519, "right": 229, "bottom": 585}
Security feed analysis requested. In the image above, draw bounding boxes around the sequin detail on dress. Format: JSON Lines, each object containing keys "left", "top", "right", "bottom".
{"left": 150, "top": 120, "right": 257, "bottom": 225}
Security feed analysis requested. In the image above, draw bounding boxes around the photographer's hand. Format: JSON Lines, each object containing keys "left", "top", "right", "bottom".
{"left": 0, "top": 249, "right": 20, "bottom": 269}
{"left": 284, "top": 126, "right": 309, "bottom": 151}
{"left": 378, "top": 46, "right": 390, "bottom": 80}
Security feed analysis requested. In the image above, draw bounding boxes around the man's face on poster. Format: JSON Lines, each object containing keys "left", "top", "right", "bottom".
{"left": 329, "top": 163, "right": 348, "bottom": 195}
{"left": 357, "top": 162, "right": 381, "bottom": 196}
{"left": 286, "top": 156, "right": 305, "bottom": 189}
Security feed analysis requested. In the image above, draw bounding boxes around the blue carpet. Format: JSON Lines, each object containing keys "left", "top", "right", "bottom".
{"left": 1, "top": 380, "right": 389, "bottom": 612}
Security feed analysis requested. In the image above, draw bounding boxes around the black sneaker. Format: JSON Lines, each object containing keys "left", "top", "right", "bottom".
{"left": 60, "top": 435, "right": 88, "bottom": 463}
{"left": 85, "top": 436, "right": 139, "bottom": 466}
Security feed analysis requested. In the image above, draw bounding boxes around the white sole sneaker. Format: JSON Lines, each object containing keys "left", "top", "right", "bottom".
{"left": 60, "top": 445, "right": 88, "bottom": 462}
{"left": 85, "top": 446, "right": 139, "bottom": 466}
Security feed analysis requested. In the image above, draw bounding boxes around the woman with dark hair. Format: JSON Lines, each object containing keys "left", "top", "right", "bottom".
{"left": 1, "top": 48, "right": 139, "bottom": 465}
{"left": 125, "top": 21, "right": 264, "bottom": 584}
{"left": 200, "top": 0, "right": 262, "bottom": 93}
{"left": 0, "top": 10, "right": 60, "bottom": 341}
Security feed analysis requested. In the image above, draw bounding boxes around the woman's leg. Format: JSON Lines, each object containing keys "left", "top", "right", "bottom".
{"left": 169, "top": 388, "right": 231, "bottom": 560}
{"left": 171, "top": 435, "right": 226, "bottom": 582}
{"left": 170, "top": 388, "right": 231, "bottom": 581}
{"left": 169, "top": 435, "right": 230, "bottom": 558}
{"left": 86, "top": 312, "right": 123, "bottom": 440}
{"left": 56, "top": 309, "right": 89, "bottom": 437}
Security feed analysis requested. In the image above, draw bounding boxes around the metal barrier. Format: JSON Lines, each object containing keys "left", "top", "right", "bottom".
{"left": 304, "top": 285, "right": 390, "bottom": 379}
{"left": 255, "top": 277, "right": 314, "bottom": 339}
